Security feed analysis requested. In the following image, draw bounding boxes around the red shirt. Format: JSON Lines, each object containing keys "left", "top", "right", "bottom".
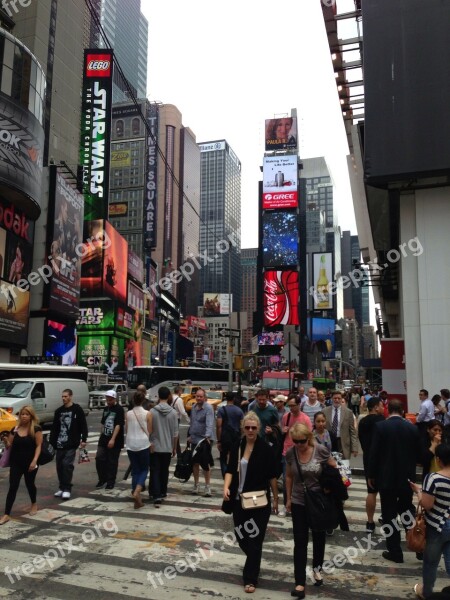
{"left": 282, "top": 411, "right": 312, "bottom": 456}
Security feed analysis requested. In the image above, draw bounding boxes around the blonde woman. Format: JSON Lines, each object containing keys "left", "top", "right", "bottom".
{"left": 0, "top": 406, "right": 42, "bottom": 524}
{"left": 223, "top": 411, "right": 278, "bottom": 594}
{"left": 285, "top": 423, "right": 336, "bottom": 598}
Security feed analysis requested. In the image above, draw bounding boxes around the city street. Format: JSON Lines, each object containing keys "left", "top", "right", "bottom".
{"left": 0, "top": 412, "right": 445, "bottom": 599}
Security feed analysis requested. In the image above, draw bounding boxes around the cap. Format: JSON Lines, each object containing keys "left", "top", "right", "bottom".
{"left": 104, "top": 390, "right": 117, "bottom": 399}
{"left": 274, "top": 394, "right": 286, "bottom": 403}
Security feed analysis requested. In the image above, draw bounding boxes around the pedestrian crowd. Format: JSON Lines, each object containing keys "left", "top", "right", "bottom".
{"left": 1, "top": 382, "right": 450, "bottom": 599}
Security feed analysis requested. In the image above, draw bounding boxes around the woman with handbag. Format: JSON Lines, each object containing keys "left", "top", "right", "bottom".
{"left": 411, "top": 443, "right": 450, "bottom": 599}
{"left": 0, "top": 405, "right": 42, "bottom": 524}
{"left": 125, "top": 392, "right": 151, "bottom": 509}
{"left": 285, "top": 423, "right": 337, "bottom": 598}
{"left": 223, "top": 411, "right": 278, "bottom": 594}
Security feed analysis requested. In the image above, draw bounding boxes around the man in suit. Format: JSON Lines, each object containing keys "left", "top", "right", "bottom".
{"left": 368, "top": 399, "right": 421, "bottom": 563}
{"left": 324, "top": 390, "right": 358, "bottom": 459}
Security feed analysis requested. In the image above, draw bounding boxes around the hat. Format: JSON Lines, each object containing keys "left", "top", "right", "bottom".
{"left": 274, "top": 394, "right": 286, "bottom": 403}
{"left": 104, "top": 390, "right": 117, "bottom": 399}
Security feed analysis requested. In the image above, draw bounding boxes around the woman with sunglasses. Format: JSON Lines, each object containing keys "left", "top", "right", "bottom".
{"left": 285, "top": 423, "right": 337, "bottom": 598}
{"left": 223, "top": 411, "right": 278, "bottom": 594}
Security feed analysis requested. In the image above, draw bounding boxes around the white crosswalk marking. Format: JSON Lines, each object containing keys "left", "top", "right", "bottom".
{"left": 0, "top": 471, "right": 448, "bottom": 599}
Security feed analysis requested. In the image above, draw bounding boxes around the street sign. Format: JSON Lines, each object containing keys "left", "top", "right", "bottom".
{"left": 218, "top": 328, "right": 241, "bottom": 338}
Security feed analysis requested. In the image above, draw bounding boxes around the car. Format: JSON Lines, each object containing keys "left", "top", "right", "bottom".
{"left": 88, "top": 383, "right": 128, "bottom": 409}
{"left": 183, "top": 389, "right": 224, "bottom": 413}
{"left": 0, "top": 408, "right": 18, "bottom": 435}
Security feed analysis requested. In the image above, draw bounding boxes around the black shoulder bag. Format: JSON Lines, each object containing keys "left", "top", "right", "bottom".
{"left": 293, "top": 448, "right": 338, "bottom": 532}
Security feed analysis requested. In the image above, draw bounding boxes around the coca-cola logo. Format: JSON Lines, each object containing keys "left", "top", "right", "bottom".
{"left": 263, "top": 271, "right": 299, "bottom": 326}
{"left": 86, "top": 53, "right": 112, "bottom": 78}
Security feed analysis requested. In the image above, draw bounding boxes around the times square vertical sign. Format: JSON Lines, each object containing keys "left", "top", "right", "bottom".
{"left": 144, "top": 103, "right": 158, "bottom": 250}
{"left": 80, "top": 49, "right": 113, "bottom": 220}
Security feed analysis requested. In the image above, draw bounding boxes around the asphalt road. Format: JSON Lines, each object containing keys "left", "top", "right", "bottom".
{"left": 0, "top": 411, "right": 446, "bottom": 599}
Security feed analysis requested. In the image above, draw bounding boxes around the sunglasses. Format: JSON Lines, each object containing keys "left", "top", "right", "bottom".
{"left": 292, "top": 438, "right": 308, "bottom": 444}
{"left": 244, "top": 425, "right": 257, "bottom": 431}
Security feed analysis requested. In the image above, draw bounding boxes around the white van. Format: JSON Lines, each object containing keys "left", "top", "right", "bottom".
{"left": 0, "top": 379, "right": 90, "bottom": 425}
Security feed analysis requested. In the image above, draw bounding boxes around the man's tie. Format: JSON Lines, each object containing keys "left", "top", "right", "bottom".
{"left": 332, "top": 408, "right": 338, "bottom": 437}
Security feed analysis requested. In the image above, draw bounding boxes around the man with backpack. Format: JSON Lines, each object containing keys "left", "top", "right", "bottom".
{"left": 216, "top": 392, "right": 244, "bottom": 477}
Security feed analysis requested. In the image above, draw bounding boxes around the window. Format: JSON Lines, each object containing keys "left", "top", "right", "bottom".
{"left": 116, "top": 120, "right": 124, "bottom": 137}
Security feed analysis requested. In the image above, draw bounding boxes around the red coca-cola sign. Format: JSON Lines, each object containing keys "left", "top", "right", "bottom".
{"left": 263, "top": 270, "right": 299, "bottom": 326}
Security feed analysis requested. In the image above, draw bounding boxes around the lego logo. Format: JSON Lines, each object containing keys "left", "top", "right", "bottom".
{"left": 88, "top": 60, "right": 110, "bottom": 71}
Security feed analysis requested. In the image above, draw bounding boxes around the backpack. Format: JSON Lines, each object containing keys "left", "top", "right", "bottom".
{"left": 174, "top": 445, "right": 193, "bottom": 482}
{"left": 220, "top": 406, "right": 241, "bottom": 450}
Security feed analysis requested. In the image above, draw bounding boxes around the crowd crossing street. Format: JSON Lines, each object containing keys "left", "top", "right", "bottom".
{"left": 0, "top": 418, "right": 447, "bottom": 599}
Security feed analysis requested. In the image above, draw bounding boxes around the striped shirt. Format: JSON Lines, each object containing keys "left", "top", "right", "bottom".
{"left": 423, "top": 472, "right": 450, "bottom": 531}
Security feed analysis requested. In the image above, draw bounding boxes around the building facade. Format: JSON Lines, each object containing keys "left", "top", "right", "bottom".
{"left": 241, "top": 248, "right": 258, "bottom": 353}
{"left": 198, "top": 140, "right": 242, "bottom": 312}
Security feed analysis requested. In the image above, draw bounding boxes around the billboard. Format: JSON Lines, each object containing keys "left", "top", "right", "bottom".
{"left": 0, "top": 93, "right": 44, "bottom": 218}
{"left": 146, "top": 262, "right": 157, "bottom": 322}
{"left": 103, "top": 221, "right": 127, "bottom": 303}
{"left": 144, "top": 103, "right": 158, "bottom": 250}
{"left": 0, "top": 198, "right": 34, "bottom": 283}
{"left": 0, "top": 281, "right": 30, "bottom": 346}
{"left": 80, "top": 49, "right": 113, "bottom": 221}
{"left": 263, "top": 211, "right": 298, "bottom": 267}
{"left": 47, "top": 168, "right": 84, "bottom": 317}
{"left": 80, "top": 220, "right": 104, "bottom": 295}
{"left": 203, "top": 293, "right": 233, "bottom": 316}
{"left": 128, "top": 250, "right": 144, "bottom": 283}
{"left": 4, "top": 231, "right": 32, "bottom": 285}
{"left": 311, "top": 317, "right": 335, "bottom": 359}
{"left": 263, "top": 270, "right": 299, "bottom": 326}
{"left": 312, "top": 253, "right": 333, "bottom": 310}
{"left": 76, "top": 299, "right": 115, "bottom": 333}
{"left": 262, "top": 156, "right": 298, "bottom": 209}
{"left": 128, "top": 280, "right": 144, "bottom": 314}
{"left": 258, "top": 331, "right": 285, "bottom": 346}
{"left": 45, "top": 320, "right": 76, "bottom": 365}
{"left": 77, "top": 334, "right": 109, "bottom": 368}
{"left": 265, "top": 116, "right": 298, "bottom": 151}
{"left": 109, "top": 202, "right": 128, "bottom": 217}
{"left": 111, "top": 149, "right": 130, "bottom": 167}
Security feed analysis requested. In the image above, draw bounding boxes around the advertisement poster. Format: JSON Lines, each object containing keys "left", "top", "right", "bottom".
{"left": 4, "top": 231, "right": 32, "bottom": 285}
{"left": 265, "top": 116, "right": 298, "bottom": 151}
{"left": 80, "top": 219, "right": 104, "bottom": 295}
{"left": 77, "top": 334, "right": 109, "bottom": 368}
{"left": 103, "top": 221, "right": 127, "bottom": 303}
{"left": 45, "top": 320, "right": 76, "bottom": 364}
{"left": 80, "top": 49, "right": 113, "bottom": 221}
{"left": 262, "top": 156, "right": 298, "bottom": 209}
{"left": 263, "top": 211, "right": 298, "bottom": 267}
{"left": 203, "top": 293, "right": 233, "bottom": 316}
{"left": 263, "top": 270, "right": 299, "bottom": 327}
{"left": 258, "top": 331, "right": 285, "bottom": 345}
{"left": 312, "top": 253, "right": 333, "bottom": 310}
{"left": 311, "top": 317, "right": 335, "bottom": 359}
{"left": 109, "top": 203, "right": 128, "bottom": 218}
{"left": 76, "top": 299, "right": 115, "bottom": 333}
{"left": 128, "top": 250, "right": 144, "bottom": 283}
{"left": 0, "top": 281, "right": 30, "bottom": 346}
{"left": 48, "top": 168, "right": 84, "bottom": 317}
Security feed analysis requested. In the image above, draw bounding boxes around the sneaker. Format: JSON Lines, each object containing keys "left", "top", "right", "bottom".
{"left": 278, "top": 507, "right": 286, "bottom": 517}
{"left": 192, "top": 483, "right": 200, "bottom": 495}
{"left": 95, "top": 481, "right": 106, "bottom": 489}
{"left": 62, "top": 491, "right": 71, "bottom": 500}
{"left": 204, "top": 485, "right": 212, "bottom": 497}
{"left": 54, "top": 490, "right": 63, "bottom": 497}
{"left": 365, "top": 521, "right": 376, "bottom": 533}
{"left": 105, "top": 484, "right": 114, "bottom": 490}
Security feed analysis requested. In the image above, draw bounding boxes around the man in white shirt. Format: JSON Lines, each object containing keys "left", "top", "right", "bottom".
{"left": 416, "top": 389, "right": 434, "bottom": 423}
{"left": 298, "top": 386, "right": 309, "bottom": 407}
{"left": 301, "top": 387, "right": 322, "bottom": 422}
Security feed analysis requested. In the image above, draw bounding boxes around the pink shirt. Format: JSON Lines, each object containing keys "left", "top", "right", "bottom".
{"left": 282, "top": 412, "right": 312, "bottom": 456}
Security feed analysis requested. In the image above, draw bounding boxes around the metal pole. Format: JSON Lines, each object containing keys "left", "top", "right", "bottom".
{"left": 228, "top": 248, "right": 233, "bottom": 391}
{"left": 288, "top": 332, "right": 292, "bottom": 392}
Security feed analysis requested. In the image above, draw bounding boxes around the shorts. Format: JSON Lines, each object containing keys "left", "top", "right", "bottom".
{"left": 365, "top": 475, "right": 378, "bottom": 494}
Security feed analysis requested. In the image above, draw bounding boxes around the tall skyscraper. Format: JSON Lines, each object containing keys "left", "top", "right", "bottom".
{"left": 199, "top": 140, "right": 242, "bottom": 312}
{"left": 89, "top": 0, "right": 148, "bottom": 101}
{"left": 241, "top": 248, "right": 258, "bottom": 352}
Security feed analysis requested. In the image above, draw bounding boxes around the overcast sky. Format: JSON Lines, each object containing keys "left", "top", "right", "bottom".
{"left": 141, "top": 0, "right": 357, "bottom": 249}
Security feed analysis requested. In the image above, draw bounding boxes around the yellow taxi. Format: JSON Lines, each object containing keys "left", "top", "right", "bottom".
{"left": 183, "top": 388, "right": 224, "bottom": 414}
{"left": 0, "top": 408, "right": 18, "bottom": 435}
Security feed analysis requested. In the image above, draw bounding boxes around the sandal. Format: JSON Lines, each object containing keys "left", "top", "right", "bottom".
{"left": 414, "top": 583, "right": 425, "bottom": 600}
{"left": 0, "top": 516, "right": 10, "bottom": 525}
{"left": 244, "top": 584, "right": 256, "bottom": 593}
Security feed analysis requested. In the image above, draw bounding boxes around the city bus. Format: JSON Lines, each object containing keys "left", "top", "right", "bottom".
{"left": 127, "top": 365, "right": 230, "bottom": 404}
{"left": 0, "top": 363, "right": 89, "bottom": 382}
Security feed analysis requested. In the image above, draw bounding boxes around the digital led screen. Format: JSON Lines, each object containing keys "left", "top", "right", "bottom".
{"left": 311, "top": 317, "right": 335, "bottom": 359}
{"left": 263, "top": 211, "right": 298, "bottom": 267}
{"left": 312, "top": 253, "right": 333, "bottom": 311}
{"left": 263, "top": 270, "right": 299, "bottom": 327}
{"left": 258, "top": 331, "right": 285, "bottom": 346}
{"left": 203, "top": 293, "right": 233, "bottom": 316}
{"left": 45, "top": 320, "right": 77, "bottom": 365}
{"left": 103, "top": 221, "right": 127, "bottom": 303}
{"left": 0, "top": 281, "right": 30, "bottom": 346}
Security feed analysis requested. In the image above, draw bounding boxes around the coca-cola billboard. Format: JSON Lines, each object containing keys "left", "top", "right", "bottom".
{"left": 263, "top": 270, "right": 299, "bottom": 326}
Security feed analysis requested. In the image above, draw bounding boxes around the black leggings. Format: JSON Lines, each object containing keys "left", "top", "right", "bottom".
{"left": 5, "top": 462, "right": 38, "bottom": 515}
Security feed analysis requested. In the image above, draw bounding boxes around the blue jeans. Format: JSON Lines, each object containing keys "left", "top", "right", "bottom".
{"left": 423, "top": 518, "right": 450, "bottom": 597}
{"left": 127, "top": 449, "right": 150, "bottom": 491}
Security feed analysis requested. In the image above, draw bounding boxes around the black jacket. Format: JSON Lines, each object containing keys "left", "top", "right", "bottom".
{"left": 50, "top": 403, "right": 88, "bottom": 450}
{"left": 368, "top": 416, "right": 420, "bottom": 489}
{"left": 226, "top": 436, "right": 277, "bottom": 500}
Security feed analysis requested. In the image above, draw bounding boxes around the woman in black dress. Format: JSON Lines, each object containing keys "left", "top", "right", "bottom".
{"left": 0, "top": 405, "right": 42, "bottom": 524}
